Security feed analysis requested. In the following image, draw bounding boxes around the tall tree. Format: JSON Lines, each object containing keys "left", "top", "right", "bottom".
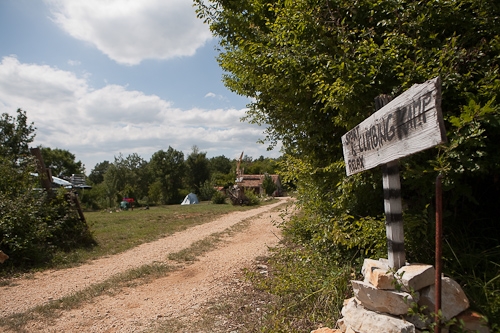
{"left": 185, "top": 146, "right": 210, "bottom": 193}
{"left": 40, "top": 147, "right": 84, "bottom": 177}
{"left": 196, "top": 0, "right": 500, "bottom": 324}
{"left": 148, "top": 147, "right": 185, "bottom": 204}
{"left": 88, "top": 160, "right": 111, "bottom": 185}
{"left": 195, "top": 0, "right": 500, "bottom": 227}
{"left": 209, "top": 155, "right": 235, "bottom": 187}
{"left": 0, "top": 111, "right": 94, "bottom": 267}
{"left": 103, "top": 153, "right": 149, "bottom": 206}
{"left": 209, "top": 155, "right": 232, "bottom": 175}
{"left": 0, "top": 109, "right": 35, "bottom": 162}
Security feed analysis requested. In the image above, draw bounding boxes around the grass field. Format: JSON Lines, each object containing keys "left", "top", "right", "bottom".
{"left": 50, "top": 201, "right": 273, "bottom": 269}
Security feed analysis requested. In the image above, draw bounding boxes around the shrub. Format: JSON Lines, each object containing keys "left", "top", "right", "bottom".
{"left": 262, "top": 174, "right": 277, "bottom": 197}
{"left": 244, "top": 190, "right": 261, "bottom": 206}
{"left": 0, "top": 158, "right": 95, "bottom": 270}
{"left": 198, "top": 180, "right": 216, "bottom": 201}
{"left": 211, "top": 191, "right": 226, "bottom": 204}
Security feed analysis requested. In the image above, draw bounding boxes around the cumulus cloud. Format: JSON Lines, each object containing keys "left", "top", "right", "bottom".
{"left": 0, "top": 56, "right": 273, "bottom": 169}
{"left": 45, "top": 0, "right": 213, "bottom": 65}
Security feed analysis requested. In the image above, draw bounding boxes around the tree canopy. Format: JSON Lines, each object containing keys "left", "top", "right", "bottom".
{"left": 40, "top": 147, "right": 85, "bottom": 177}
{"left": 0, "top": 110, "right": 94, "bottom": 268}
{"left": 0, "top": 109, "right": 35, "bottom": 162}
{"left": 196, "top": 0, "right": 499, "bottom": 164}
{"left": 195, "top": 0, "right": 500, "bottom": 325}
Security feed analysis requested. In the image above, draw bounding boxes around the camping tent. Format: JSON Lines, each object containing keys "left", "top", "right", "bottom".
{"left": 181, "top": 193, "right": 199, "bottom": 205}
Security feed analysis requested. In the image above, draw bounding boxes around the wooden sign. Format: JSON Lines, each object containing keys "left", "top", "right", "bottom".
{"left": 341, "top": 77, "right": 446, "bottom": 176}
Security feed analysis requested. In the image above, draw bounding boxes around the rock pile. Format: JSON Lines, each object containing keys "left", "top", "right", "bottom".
{"left": 312, "top": 258, "right": 489, "bottom": 333}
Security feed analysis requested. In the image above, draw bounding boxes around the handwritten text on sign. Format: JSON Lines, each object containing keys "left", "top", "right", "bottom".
{"left": 341, "top": 77, "right": 446, "bottom": 176}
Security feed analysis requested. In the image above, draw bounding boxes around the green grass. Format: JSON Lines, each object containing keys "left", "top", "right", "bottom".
{"left": 44, "top": 201, "right": 275, "bottom": 269}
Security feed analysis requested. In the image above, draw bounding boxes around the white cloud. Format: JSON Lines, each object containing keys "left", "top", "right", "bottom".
{"left": 45, "top": 0, "right": 213, "bottom": 65}
{"left": 204, "top": 92, "right": 216, "bottom": 98}
{"left": 67, "top": 59, "right": 81, "bottom": 66}
{"left": 0, "top": 56, "right": 276, "bottom": 170}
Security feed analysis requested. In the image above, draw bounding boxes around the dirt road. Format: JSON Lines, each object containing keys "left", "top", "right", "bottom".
{"left": 0, "top": 198, "right": 291, "bottom": 332}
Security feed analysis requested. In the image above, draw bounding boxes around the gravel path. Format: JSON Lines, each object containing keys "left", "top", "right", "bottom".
{"left": 0, "top": 198, "right": 291, "bottom": 331}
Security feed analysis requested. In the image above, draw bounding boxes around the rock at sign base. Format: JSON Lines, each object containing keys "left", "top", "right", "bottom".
{"left": 351, "top": 280, "right": 418, "bottom": 315}
{"left": 361, "top": 258, "right": 395, "bottom": 290}
{"left": 336, "top": 318, "right": 346, "bottom": 332}
{"left": 419, "top": 276, "right": 469, "bottom": 321}
{"left": 342, "top": 297, "right": 415, "bottom": 333}
{"left": 345, "top": 326, "right": 357, "bottom": 333}
{"left": 397, "top": 264, "right": 435, "bottom": 292}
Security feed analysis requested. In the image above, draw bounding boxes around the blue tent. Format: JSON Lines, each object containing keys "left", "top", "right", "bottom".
{"left": 181, "top": 193, "right": 199, "bottom": 205}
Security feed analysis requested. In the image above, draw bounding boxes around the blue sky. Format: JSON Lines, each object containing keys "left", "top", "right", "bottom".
{"left": 0, "top": 0, "right": 280, "bottom": 173}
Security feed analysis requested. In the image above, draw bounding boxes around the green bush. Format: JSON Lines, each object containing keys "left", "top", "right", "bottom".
{"left": 211, "top": 191, "right": 227, "bottom": 204}
{"left": 244, "top": 190, "right": 261, "bottom": 206}
{"left": 0, "top": 158, "right": 95, "bottom": 270}
{"left": 262, "top": 174, "right": 277, "bottom": 197}
{"left": 198, "top": 180, "right": 216, "bottom": 201}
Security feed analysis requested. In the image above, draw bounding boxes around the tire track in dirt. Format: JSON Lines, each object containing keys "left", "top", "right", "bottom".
{"left": 25, "top": 204, "right": 287, "bottom": 332}
{"left": 0, "top": 198, "right": 290, "bottom": 319}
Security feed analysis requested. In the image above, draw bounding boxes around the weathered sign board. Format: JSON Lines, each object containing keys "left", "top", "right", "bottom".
{"left": 341, "top": 76, "right": 446, "bottom": 269}
{"left": 341, "top": 77, "right": 447, "bottom": 176}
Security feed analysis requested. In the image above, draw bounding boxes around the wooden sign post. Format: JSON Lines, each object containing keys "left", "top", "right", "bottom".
{"left": 341, "top": 77, "right": 446, "bottom": 269}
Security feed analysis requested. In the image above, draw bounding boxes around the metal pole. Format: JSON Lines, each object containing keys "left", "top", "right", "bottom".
{"left": 435, "top": 174, "right": 443, "bottom": 333}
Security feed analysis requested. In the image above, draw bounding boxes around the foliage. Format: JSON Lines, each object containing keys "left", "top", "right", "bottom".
{"left": 243, "top": 190, "right": 261, "bottom": 206}
{"left": 210, "top": 170, "right": 235, "bottom": 188}
{"left": 87, "top": 160, "right": 110, "bottom": 185}
{"left": 195, "top": 0, "right": 500, "bottom": 328}
{"left": 148, "top": 147, "right": 185, "bottom": 205}
{"left": 40, "top": 146, "right": 85, "bottom": 177}
{"left": 185, "top": 145, "right": 210, "bottom": 194}
{"left": 209, "top": 155, "right": 233, "bottom": 175}
{"left": 211, "top": 191, "right": 227, "bottom": 204}
{"left": 243, "top": 155, "right": 278, "bottom": 175}
{"left": 198, "top": 180, "right": 216, "bottom": 201}
{"left": 0, "top": 156, "right": 94, "bottom": 269}
{"left": 83, "top": 148, "right": 280, "bottom": 209}
{"left": 252, "top": 244, "right": 356, "bottom": 332}
{"left": 0, "top": 109, "right": 35, "bottom": 163}
{"left": 0, "top": 110, "right": 94, "bottom": 270}
{"left": 262, "top": 174, "right": 277, "bottom": 197}
{"left": 79, "top": 183, "right": 108, "bottom": 210}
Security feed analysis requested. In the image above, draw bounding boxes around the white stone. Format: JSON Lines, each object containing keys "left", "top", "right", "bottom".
{"left": 345, "top": 326, "right": 358, "bottom": 333}
{"left": 342, "top": 297, "right": 415, "bottom": 333}
{"left": 397, "top": 264, "right": 435, "bottom": 292}
{"left": 336, "top": 318, "right": 346, "bottom": 332}
{"left": 351, "top": 280, "right": 418, "bottom": 315}
{"left": 361, "top": 258, "right": 395, "bottom": 290}
{"left": 418, "top": 276, "right": 470, "bottom": 320}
